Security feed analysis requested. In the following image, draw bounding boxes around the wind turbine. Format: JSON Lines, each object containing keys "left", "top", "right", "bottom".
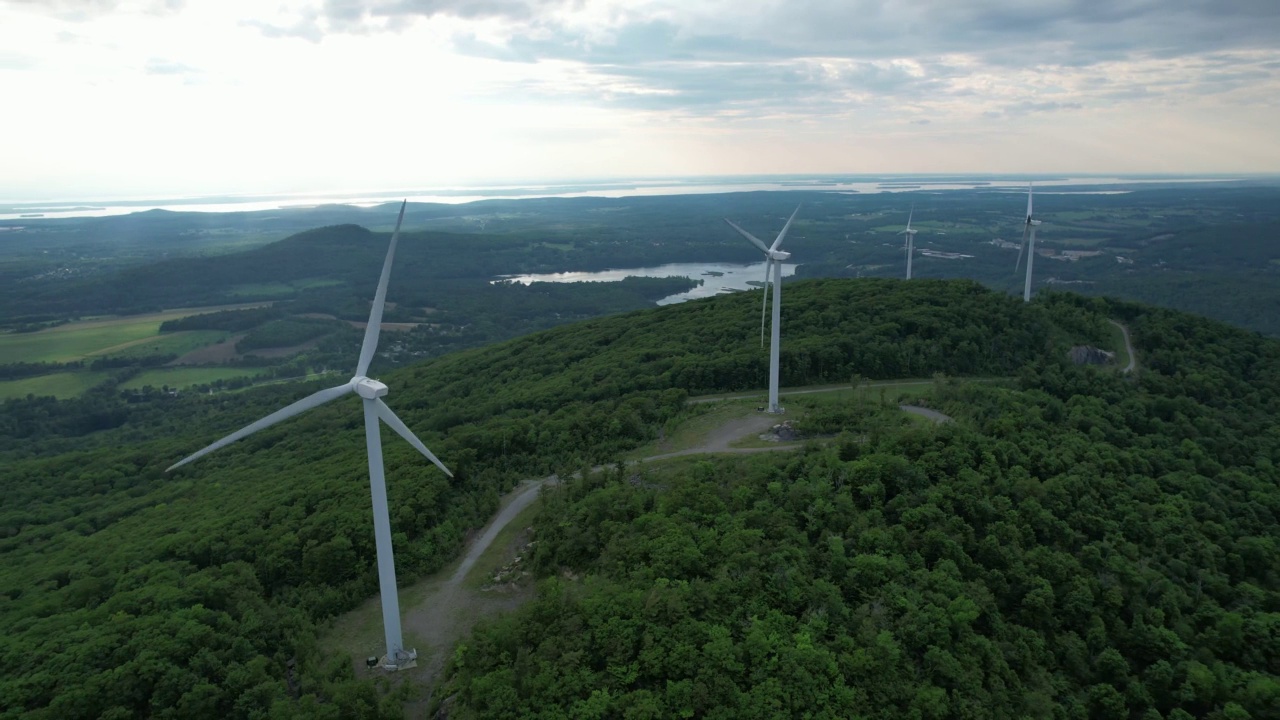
{"left": 900, "top": 206, "right": 917, "bottom": 280}
{"left": 1013, "top": 182, "right": 1042, "bottom": 302}
{"left": 167, "top": 200, "right": 449, "bottom": 670}
{"left": 724, "top": 205, "right": 800, "bottom": 414}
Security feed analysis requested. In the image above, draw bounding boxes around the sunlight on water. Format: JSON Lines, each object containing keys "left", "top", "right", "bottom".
{"left": 494, "top": 261, "right": 799, "bottom": 305}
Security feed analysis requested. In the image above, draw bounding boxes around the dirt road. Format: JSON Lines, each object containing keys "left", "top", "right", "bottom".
{"left": 1108, "top": 319, "right": 1137, "bottom": 373}
{"left": 399, "top": 412, "right": 803, "bottom": 714}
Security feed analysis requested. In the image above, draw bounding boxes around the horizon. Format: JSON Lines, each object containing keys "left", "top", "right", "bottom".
{"left": 2, "top": 172, "right": 1271, "bottom": 221}
{"left": 3, "top": 1, "right": 1279, "bottom": 199}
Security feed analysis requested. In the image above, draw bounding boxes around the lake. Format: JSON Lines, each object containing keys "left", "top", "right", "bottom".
{"left": 495, "top": 261, "right": 799, "bottom": 305}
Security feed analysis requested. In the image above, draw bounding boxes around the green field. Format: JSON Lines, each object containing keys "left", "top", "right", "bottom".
{"left": 97, "top": 331, "right": 229, "bottom": 359}
{"left": 227, "top": 282, "right": 297, "bottom": 298}
{"left": 228, "top": 278, "right": 344, "bottom": 297}
{"left": 119, "top": 367, "right": 271, "bottom": 391}
{"left": 0, "top": 304, "right": 265, "bottom": 364}
{"left": 0, "top": 371, "right": 112, "bottom": 400}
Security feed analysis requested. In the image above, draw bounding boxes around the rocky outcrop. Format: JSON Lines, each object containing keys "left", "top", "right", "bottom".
{"left": 1068, "top": 345, "right": 1115, "bottom": 366}
{"left": 759, "top": 421, "right": 801, "bottom": 442}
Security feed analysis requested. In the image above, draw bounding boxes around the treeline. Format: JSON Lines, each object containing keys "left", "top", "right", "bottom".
{"left": 235, "top": 317, "right": 346, "bottom": 353}
{"left": 440, "top": 297, "right": 1280, "bottom": 719}
{"left": 0, "top": 360, "right": 84, "bottom": 380}
{"left": 159, "top": 306, "right": 284, "bottom": 333}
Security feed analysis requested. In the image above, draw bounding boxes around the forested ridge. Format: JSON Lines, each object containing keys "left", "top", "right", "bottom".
{"left": 1, "top": 279, "right": 1066, "bottom": 718}
{"left": 2, "top": 279, "right": 1277, "bottom": 718}
{"left": 438, "top": 298, "right": 1280, "bottom": 719}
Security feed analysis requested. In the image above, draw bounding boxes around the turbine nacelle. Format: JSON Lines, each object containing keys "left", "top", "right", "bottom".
{"left": 352, "top": 377, "right": 389, "bottom": 399}
{"left": 768, "top": 249, "right": 791, "bottom": 261}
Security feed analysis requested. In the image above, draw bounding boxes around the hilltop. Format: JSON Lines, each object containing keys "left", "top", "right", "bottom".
{"left": 1, "top": 278, "right": 1277, "bottom": 719}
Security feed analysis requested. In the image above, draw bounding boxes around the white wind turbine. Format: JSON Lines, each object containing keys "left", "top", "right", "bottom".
{"left": 724, "top": 205, "right": 800, "bottom": 414}
{"left": 1013, "top": 182, "right": 1042, "bottom": 302}
{"left": 900, "top": 206, "right": 917, "bottom": 280}
{"left": 168, "top": 200, "right": 449, "bottom": 670}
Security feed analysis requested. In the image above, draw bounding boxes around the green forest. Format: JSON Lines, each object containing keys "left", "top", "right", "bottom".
{"left": 438, "top": 295, "right": 1280, "bottom": 719}
{"left": 1, "top": 280, "right": 1279, "bottom": 716}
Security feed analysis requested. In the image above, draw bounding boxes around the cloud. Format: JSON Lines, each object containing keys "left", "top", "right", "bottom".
{"left": 428, "top": 1, "right": 1280, "bottom": 67}
{"left": 3, "top": 0, "right": 184, "bottom": 21}
{"left": 998, "top": 100, "right": 1085, "bottom": 116}
{"left": 254, "top": 0, "right": 1275, "bottom": 117}
{"left": 143, "top": 57, "right": 199, "bottom": 75}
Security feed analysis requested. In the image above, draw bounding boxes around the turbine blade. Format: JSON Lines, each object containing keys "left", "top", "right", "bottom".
{"left": 356, "top": 200, "right": 407, "bottom": 378}
{"left": 769, "top": 205, "right": 801, "bottom": 251}
{"left": 906, "top": 205, "right": 914, "bottom": 232}
{"left": 760, "top": 259, "right": 771, "bottom": 348}
{"left": 1026, "top": 182, "right": 1034, "bottom": 220}
{"left": 1014, "top": 223, "right": 1030, "bottom": 273}
{"left": 167, "top": 383, "right": 352, "bottom": 471}
{"left": 724, "top": 218, "right": 770, "bottom": 254}
{"left": 374, "top": 399, "right": 454, "bottom": 477}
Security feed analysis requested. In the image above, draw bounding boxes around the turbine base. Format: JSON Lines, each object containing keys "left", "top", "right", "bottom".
{"left": 378, "top": 648, "right": 419, "bottom": 672}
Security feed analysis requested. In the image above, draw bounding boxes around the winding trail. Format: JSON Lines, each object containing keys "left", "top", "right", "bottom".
{"left": 400, "top": 411, "right": 805, "bottom": 714}
{"left": 396, "top": 393, "right": 955, "bottom": 715}
{"left": 1108, "top": 319, "right": 1137, "bottom": 373}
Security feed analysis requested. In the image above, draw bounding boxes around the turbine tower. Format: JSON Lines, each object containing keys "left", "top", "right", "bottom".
{"left": 724, "top": 205, "right": 800, "bottom": 414}
{"left": 168, "top": 201, "right": 449, "bottom": 670}
{"left": 900, "top": 206, "right": 917, "bottom": 280}
{"left": 1013, "top": 183, "right": 1042, "bottom": 302}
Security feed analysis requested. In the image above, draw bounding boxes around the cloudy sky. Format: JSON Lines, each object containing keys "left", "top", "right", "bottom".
{"left": 2, "top": 0, "right": 1278, "bottom": 199}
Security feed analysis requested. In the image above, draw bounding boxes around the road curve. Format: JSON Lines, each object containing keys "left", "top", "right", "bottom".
{"left": 1108, "top": 319, "right": 1136, "bottom": 373}
{"left": 448, "top": 476, "right": 555, "bottom": 587}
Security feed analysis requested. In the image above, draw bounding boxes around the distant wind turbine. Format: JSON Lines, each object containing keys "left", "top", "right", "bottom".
{"left": 900, "top": 206, "right": 917, "bottom": 280}
{"left": 168, "top": 201, "right": 449, "bottom": 671}
{"left": 1013, "top": 183, "right": 1042, "bottom": 302}
{"left": 724, "top": 205, "right": 800, "bottom": 414}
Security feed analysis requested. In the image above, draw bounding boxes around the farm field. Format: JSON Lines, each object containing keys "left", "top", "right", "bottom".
{"left": 0, "top": 371, "right": 112, "bottom": 400}
{"left": 228, "top": 278, "right": 345, "bottom": 297}
{"left": 118, "top": 366, "right": 272, "bottom": 391}
{"left": 0, "top": 303, "right": 268, "bottom": 363}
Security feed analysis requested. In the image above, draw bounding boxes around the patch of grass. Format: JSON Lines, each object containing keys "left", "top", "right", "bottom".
{"left": 93, "top": 331, "right": 229, "bottom": 360}
{"left": 119, "top": 366, "right": 271, "bottom": 391}
{"left": 0, "top": 304, "right": 268, "bottom": 363}
{"left": 320, "top": 490, "right": 542, "bottom": 666}
{"left": 901, "top": 408, "right": 939, "bottom": 426}
{"left": 227, "top": 282, "right": 296, "bottom": 298}
{"left": 321, "top": 592, "right": 392, "bottom": 668}
{"left": 291, "top": 278, "right": 346, "bottom": 290}
{"left": 1, "top": 319, "right": 165, "bottom": 363}
{"left": 625, "top": 399, "right": 760, "bottom": 458}
{"left": 462, "top": 500, "right": 540, "bottom": 591}
{"left": 0, "top": 371, "right": 112, "bottom": 399}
